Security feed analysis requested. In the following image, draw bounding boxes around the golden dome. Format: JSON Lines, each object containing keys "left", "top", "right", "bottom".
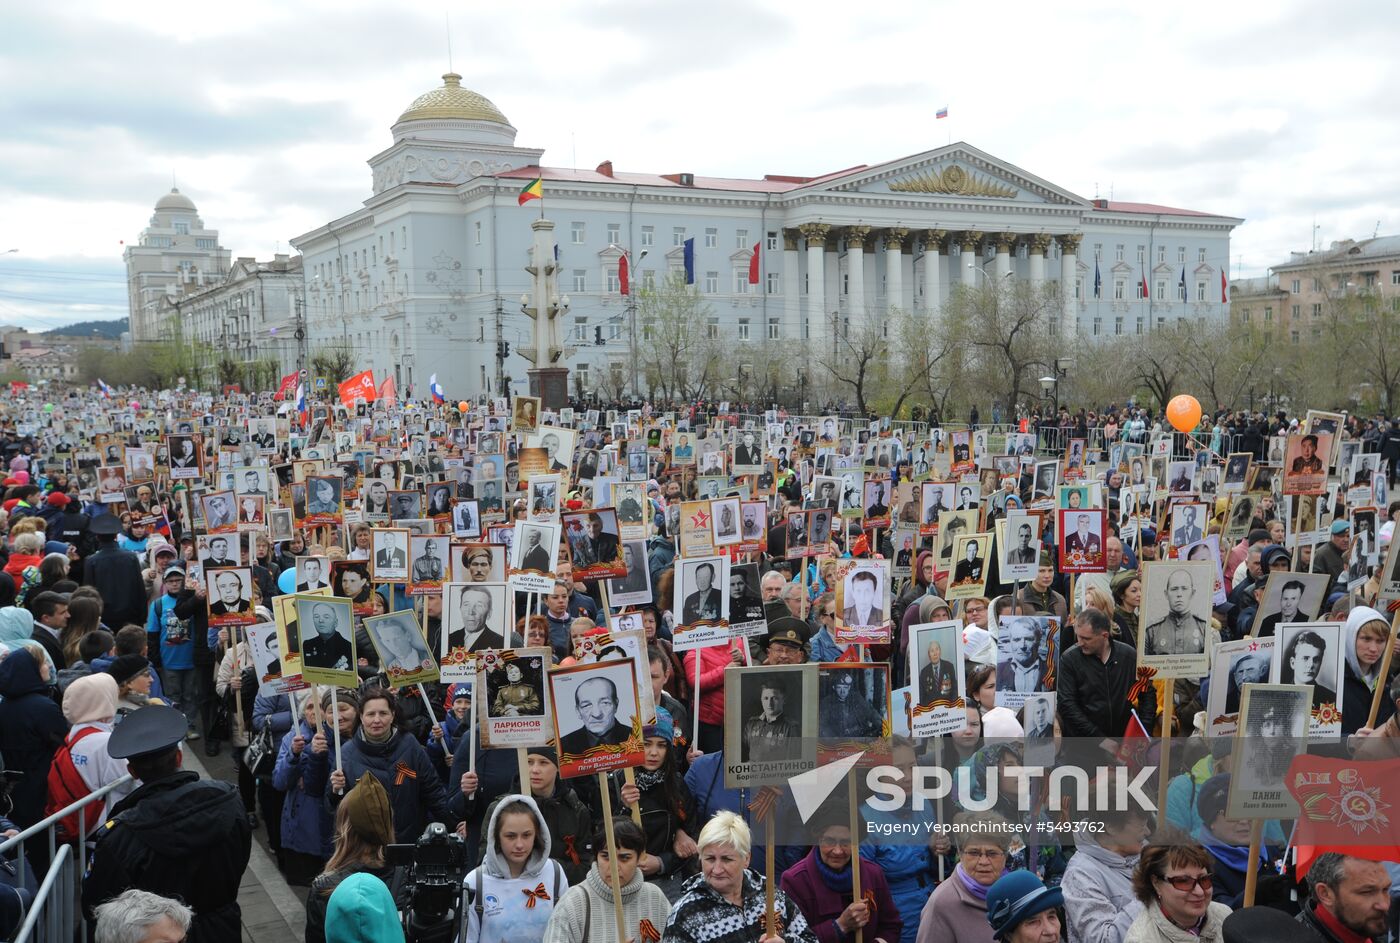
{"left": 397, "top": 73, "right": 510, "bottom": 126}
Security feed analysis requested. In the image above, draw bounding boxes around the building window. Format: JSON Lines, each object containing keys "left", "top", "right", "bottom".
{"left": 672, "top": 227, "right": 686, "bottom": 247}
{"left": 1075, "top": 277, "right": 1083, "bottom": 300}
{"left": 477, "top": 269, "right": 484, "bottom": 291}
{"left": 735, "top": 229, "right": 748, "bottom": 250}
{"left": 766, "top": 231, "right": 779, "bottom": 251}
{"left": 572, "top": 269, "right": 586, "bottom": 292}
{"left": 704, "top": 271, "right": 719, "bottom": 294}
{"left": 1114, "top": 279, "right": 1125, "bottom": 300}
{"left": 1290, "top": 304, "right": 1299, "bottom": 319}
{"left": 1093, "top": 243, "right": 1102, "bottom": 260}
{"left": 609, "top": 319, "right": 621, "bottom": 339}
{"left": 707, "top": 318, "right": 719, "bottom": 339}
{"left": 1312, "top": 303, "right": 1322, "bottom": 318}
{"left": 1156, "top": 245, "right": 1165, "bottom": 264}
{"left": 1241, "top": 309, "right": 1251, "bottom": 322}
{"left": 1196, "top": 281, "right": 1206, "bottom": 301}
{"left": 735, "top": 270, "right": 749, "bottom": 294}
{"left": 474, "top": 222, "right": 482, "bottom": 245}
{"left": 195, "top": 238, "right": 215, "bottom": 249}
{"left": 1136, "top": 279, "right": 1146, "bottom": 300}
{"left": 1264, "top": 306, "right": 1273, "bottom": 322}
{"left": 768, "top": 317, "right": 780, "bottom": 339}
{"left": 174, "top": 221, "right": 189, "bottom": 235}
{"left": 704, "top": 228, "right": 717, "bottom": 248}
{"left": 1156, "top": 280, "right": 1166, "bottom": 300}
{"left": 571, "top": 222, "right": 585, "bottom": 244}
{"left": 607, "top": 223, "right": 620, "bottom": 245}
{"left": 842, "top": 273, "right": 849, "bottom": 296}
{"left": 1365, "top": 272, "right": 1378, "bottom": 287}
{"left": 606, "top": 267, "right": 620, "bottom": 293}
{"left": 641, "top": 226, "right": 654, "bottom": 247}
{"left": 767, "top": 272, "right": 780, "bottom": 294}
{"left": 642, "top": 270, "right": 656, "bottom": 291}
{"left": 1136, "top": 319, "right": 1144, "bottom": 334}
{"left": 1291, "top": 330, "right": 1300, "bottom": 344}
{"left": 1197, "top": 248, "right": 1205, "bottom": 263}
{"left": 1177, "top": 246, "right": 1185, "bottom": 263}
{"left": 1092, "top": 317, "right": 1101, "bottom": 336}
{"left": 1392, "top": 270, "right": 1400, "bottom": 286}
{"left": 574, "top": 318, "right": 588, "bottom": 341}
{"left": 1291, "top": 278, "right": 1300, "bottom": 293}
{"left": 1114, "top": 244, "right": 1124, "bottom": 262}
{"left": 803, "top": 272, "right": 809, "bottom": 294}
{"left": 1137, "top": 245, "right": 1145, "bottom": 263}
{"left": 738, "top": 319, "right": 750, "bottom": 340}
{"left": 642, "top": 320, "right": 654, "bottom": 340}
{"left": 1313, "top": 278, "right": 1323, "bottom": 291}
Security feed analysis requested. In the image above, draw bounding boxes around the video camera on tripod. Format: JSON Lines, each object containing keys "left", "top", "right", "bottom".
{"left": 386, "top": 822, "right": 470, "bottom": 943}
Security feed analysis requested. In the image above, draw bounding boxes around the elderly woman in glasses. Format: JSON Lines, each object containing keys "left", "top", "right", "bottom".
{"left": 1123, "top": 845, "right": 1230, "bottom": 943}
{"left": 914, "top": 812, "right": 1011, "bottom": 943}
{"left": 781, "top": 818, "right": 901, "bottom": 943}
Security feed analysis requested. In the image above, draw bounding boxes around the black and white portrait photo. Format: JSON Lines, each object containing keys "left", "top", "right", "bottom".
{"left": 549, "top": 660, "right": 643, "bottom": 779}
{"left": 205, "top": 566, "right": 255, "bottom": 628}
{"left": 442, "top": 582, "right": 509, "bottom": 657}
{"left": 389, "top": 490, "right": 422, "bottom": 521}
{"left": 425, "top": 482, "right": 454, "bottom": 519}
{"left": 197, "top": 533, "right": 241, "bottom": 570}
{"left": 1205, "top": 636, "right": 1276, "bottom": 736}
{"left": 723, "top": 665, "right": 817, "bottom": 784}
{"left": 1138, "top": 561, "right": 1215, "bottom": 678}
{"left": 509, "top": 520, "right": 560, "bottom": 594}
{"left": 452, "top": 500, "right": 482, "bottom": 539}
{"left": 296, "top": 556, "right": 331, "bottom": 593}
{"left": 995, "top": 615, "right": 1056, "bottom": 710}
{"left": 604, "top": 540, "right": 652, "bottom": 607}
{"left": 408, "top": 535, "right": 447, "bottom": 595}
{"left": 454, "top": 543, "right": 507, "bottom": 584}
{"left": 295, "top": 596, "right": 356, "bottom": 683}
{"left": 910, "top": 620, "right": 967, "bottom": 738}
{"left": 676, "top": 555, "right": 729, "bottom": 627}
{"left": 817, "top": 663, "right": 888, "bottom": 740}
{"left": 370, "top": 529, "right": 409, "bottom": 583}
{"left": 363, "top": 611, "right": 437, "bottom": 685}
{"left": 1001, "top": 510, "right": 1042, "bottom": 582}
{"left": 1252, "top": 571, "right": 1329, "bottom": 638}
{"left": 1272, "top": 622, "right": 1342, "bottom": 736}
{"left": 838, "top": 561, "right": 888, "bottom": 635}
{"left": 1227, "top": 684, "right": 1310, "bottom": 820}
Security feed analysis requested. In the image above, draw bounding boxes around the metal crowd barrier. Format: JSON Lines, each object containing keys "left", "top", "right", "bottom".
{"left": 0, "top": 774, "right": 135, "bottom": 943}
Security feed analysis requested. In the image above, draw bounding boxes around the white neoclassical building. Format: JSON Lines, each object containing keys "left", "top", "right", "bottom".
{"left": 124, "top": 188, "right": 231, "bottom": 343}
{"left": 291, "top": 73, "right": 1243, "bottom": 400}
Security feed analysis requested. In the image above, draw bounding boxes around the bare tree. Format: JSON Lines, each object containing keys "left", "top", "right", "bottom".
{"left": 1177, "top": 321, "right": 1274, "bottom": 415}
{"left": 636, "top": 273, "right": 722, "bottom": 402}
{"left": 815, "top": 317, "right": 887, "bottom": 415}
{"left": 946, "top": 281, "right": 1064, "bottom": 413}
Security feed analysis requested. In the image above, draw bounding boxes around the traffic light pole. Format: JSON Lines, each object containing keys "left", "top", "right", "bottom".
{"left": 494, "top": 297, "right": 505, "bottom": 395}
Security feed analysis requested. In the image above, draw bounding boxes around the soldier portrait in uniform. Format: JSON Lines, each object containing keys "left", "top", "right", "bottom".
{"left": 408, "top": 535, "right": 447, "bottom": 595}
{"left": 1142, "top": 566, "right": 1210, "bottom": 655}
{"left": 817, "top": 663, "right": 888, "bottom": 740}
{"left": 485, "top": 655, "right": 545, "bottom": 719}
{"left": 740, "top": 676, "right": 802, "bottom": 764}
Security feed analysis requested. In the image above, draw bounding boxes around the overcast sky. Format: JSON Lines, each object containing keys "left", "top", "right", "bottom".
{"left": 3, "top": 0, "right": 1397, "bottom": 330}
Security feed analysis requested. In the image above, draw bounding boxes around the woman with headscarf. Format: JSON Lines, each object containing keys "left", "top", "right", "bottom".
{"left": 782, "top": 817, "right": 902, "bottom": 943}
{"left": 1341, "top": 606, "right": 1395, "bottom": 736}
{"left": 55, "top": 673, "right": 134, "bottom": 837}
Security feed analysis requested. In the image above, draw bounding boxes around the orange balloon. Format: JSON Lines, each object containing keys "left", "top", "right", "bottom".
{"left": 1166, "top": 394, "right": 1202, "bottom": 433}
{"left": 458, "top": 401, "right": 470, "bottom": 412}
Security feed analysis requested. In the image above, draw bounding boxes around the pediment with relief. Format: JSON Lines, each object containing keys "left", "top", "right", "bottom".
{"left": 814, "top": 144, "right": 1090, "bottom": 208}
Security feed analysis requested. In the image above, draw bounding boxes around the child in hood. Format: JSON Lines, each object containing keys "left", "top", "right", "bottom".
{"left": 463, "top": 793, "right": 568, "bottom": 943}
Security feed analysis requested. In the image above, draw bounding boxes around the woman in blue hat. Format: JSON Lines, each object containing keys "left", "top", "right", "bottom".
{"left": 985, "top": 870, "right": 1063, "bottom": 943}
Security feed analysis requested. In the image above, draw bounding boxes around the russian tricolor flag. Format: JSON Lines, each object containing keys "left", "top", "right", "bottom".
{"left": 935, "top": 106, "right": 948, "bottom": 119}
{"left": 429, "top": 373, "right": 445, "bottom": 404}
{"left": 294, "top": 382, "right": 307, "bottom": 428}
{"left": 96, "top": 378, "right": 112, "bottom": 399}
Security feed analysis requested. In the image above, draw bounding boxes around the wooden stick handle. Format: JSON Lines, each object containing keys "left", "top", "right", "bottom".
{"left": 1242, "top": 819, "right": 1264, "bottom": 907}
{"left": 1156, "top": 678, "right": 1175, "bottom": 819}
{"left": 598, "top": 771, "right": 628, "bottom": 943}
{"left": 765, "top": 814, "right": 777, "bottom": 938}
{"left": 1367, "top": 611, "right": 1400, "bottom": 728}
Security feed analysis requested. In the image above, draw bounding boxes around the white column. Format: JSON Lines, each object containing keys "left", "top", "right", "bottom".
{"left": 1059, "top": 234, "right": 1080, "bottom": 338}
{"left": 994, "top": 232, "right": 1013, "bottom": 281}
{"left": 922, "top": 231, "right": 944, "bottom": 314}
{"left": 960, "top": 231, "right": 983, "bottom": 288}
{"left": 801, "top": 223, "right": 830, "bottom": 348}
{"left": 846, "top": 225, "right": 870, "bottom": 325}
{"left": 1029, "top": 234, "right": 1048, "bottom": 288}
{"left": 884, "top": 228, "right": 907, "bottom": 313}
{"left": 782, "top": 230, "right": 800, "bottom": 339}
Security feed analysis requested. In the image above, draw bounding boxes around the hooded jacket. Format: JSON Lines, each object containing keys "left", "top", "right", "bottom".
{"left": 0, "top": 646, "right": 68, "bottom": 825}
{"left": 463, "top": 794, "right": 569, "bottom": 943}
{"left": 59, "top": 674, "right": 133, "bottom": 830}
{"left": 325, "top": 872, "right": 405, "bottom": 943}
{"left": 272, "top": 718, "right": 329, "bottom": 858}
{"left": 478, "top": 775, "right": 594, "bottom": 885}
{"left": 543, "top": 862, "right": 672, "bottom": 943}
{"left": 327, "top": 727, "right": 456, "bottom": 844}
{"left": 1341, "top": 606, "right": 1395, "bottom": 736}
{"left": 82, "top": 770, "right": 253, "bottom": 943}
{"left": 1059, "top": 832, "right": 1143, "bottom": 943}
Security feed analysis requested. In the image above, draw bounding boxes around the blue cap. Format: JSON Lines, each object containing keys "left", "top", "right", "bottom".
{"left": 1331, "top": 519, "right": 1351, "bottom": 535}
{"left": 644, "top": 705, "right": 674, "bottom": 743}
{"left": 986, "top": 870, "right": 1063, "bottom": 940}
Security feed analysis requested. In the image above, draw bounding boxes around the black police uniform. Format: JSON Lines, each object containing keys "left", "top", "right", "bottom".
{"left": 82, "top": 706, "right": 252, "bottom": 943}
{"left": 81, "top": 516, "right": 148, "bottom": 629}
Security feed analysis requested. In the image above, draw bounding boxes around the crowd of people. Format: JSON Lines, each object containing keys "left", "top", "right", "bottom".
{"left": 0, "top": 384, "right": 1398, "bottom": 943}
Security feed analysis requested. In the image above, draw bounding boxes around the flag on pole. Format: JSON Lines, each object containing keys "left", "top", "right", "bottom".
{"left": 935, "top": 106, "right": 948, "bottom": 119}
{"left": 1286, "top": 754, "right": 1400, "bottom": 880}
{"left": 1221, "top": 267, "right": 1229, "bottom": 303}
{"left": 378, "top": 375, "right": 397, "bottom": 407}
{"left": 272, "top": 372, "right": 297, "bottom": 401}
{"left": 429, "top": 374, "right": 445, "bottom": 404}
{"left": 96, "top": 379, "right": 112, "bottom": 399}
{"left": 1115, "top": 710, "right": 1151, "bottom": 772}
{"left": 1140, "top": 267, "right": 1150, "bottom": 300}
{"left": 1179, "top": 265, "right": 1187, "bottom": 303}
{"left": 1093, "top": 259, "right": 1102, "bottom": 299}
{"left": 683, "top": 237, "right": 695, "bottom": 285}
{"left": 294, "top": 382, "right": 307, "bottom": 428}
{"left": 748, "top": 242, "right": 760, "bottom": 285}
{"left": 517, "top": 177, "right": 543, "bottom": 206}
{"left": 618, "top": 254, "right": 630, "bottom": 296}
{"left": 337, "top": 370, "right": 376, "bottom": 408}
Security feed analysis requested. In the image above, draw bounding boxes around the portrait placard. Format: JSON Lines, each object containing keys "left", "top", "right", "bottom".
{"left": 946, "top": 532, "right": 992, "bottom": 601}
{"left": 677, "top": 500, "right": 716, "bottom": 558}
{"left": 817, "top": 662, "right": 891, "bottom": 762}
{"left": 549, "top": 660, "right": 645, "bottom": 779}
{"left": 672, "top": 554, "right": 730, "bottom": 650}
{"left": 726, "top": 562, "right": 767, "bottom": 638}
{"left": 453, "top": 543, "right": 507, "bottom": 584}
{"left": 527, "top": 473, "right": 561, "bottom": 522}
{"left": 1206, "top": 636, "right": 1275, "bottom": 738}
{"left": 737, "top": 499, "right": 766, "bottom": 554}
{"left": 1057, "top": 508, "right": 1106, "bottom": 573}
{"left": 205, "top": 567, "right": 256, "bottom": 628}
{"left": 1250, "top": 571, "right": 1329, "bottom": 638}
{"left": 1282, "top": 430, "right": 1332, "bottom": 495}
{"left": 407, "top": 534, "right": 448, "bottom": 596}
{"left": 363, "top": 610, "right": 439, "bottom": 688}
{"left": 247, "top": 620, "right": 306, "bottom": 698}
{"left": 909, "top": 620, "right": 968, "bottom": 738}
{"left": 1001, "top": 509, "right": 1042, "bottom": 582}
{"left": 1269, "top": 622, "right": 1343, "bottom": 738}
{"left": 834, "top": 559, "right": 890, "bottom": 645}
{"left": 304, "top": 475, "right": 344, "bottom": 526}
{"left": 478, "top": 648, "right": 551, "bottom": 748}
{"left": 1226, "top": 684, "right": 1310, "bottom": 820}
{"left": 370, "top": 528, "right": 410, "bottom": 583}
{"left": 441, "top": 582, "right": 510, "bottom": 681}
{"left": 710, "top": 497, "right": 742, "bottom": 548}
{"left": 723, "top": 664, "right": 818, "bottom": 788}
{"left": 574, "top": 628, "right": 656, "bottom": 726}
{"left": 562, "top": 508, "right": 626, "bottom": 581}
{"left": 603, "top": 539, "right": 652, "bottom": 608}
{"left": 1137, "top": 560, "right": 1215, "bottom": 678}
{"left": 294, "top": 594, "right": 357, "bottom": 686}
{"left": 512, "top": 395, "right": 541, "bottom": 433}
{"left": 995, "top": 615, "right": 1058, "bottom": 711}
{"left": 508, "top": 520, "right": 560, "bottom": 593}
{"left": 331, "top": 561, "right": 374, "bottom": 616}
{"left": 167, "top": 434, "right": 203, "bottom": 480}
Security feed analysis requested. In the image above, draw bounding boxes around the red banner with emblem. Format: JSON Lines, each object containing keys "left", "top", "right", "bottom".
{"left": 272, "top": 372, "right": 297, "bottom": 401}
{"left": 1286, "top": 754, "right": 1400, "bottom": 879}
{"left": 337, "top": 370, "right": 376, "bottom": 408}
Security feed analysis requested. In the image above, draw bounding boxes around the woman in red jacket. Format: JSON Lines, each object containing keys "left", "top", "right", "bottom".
{"left": 681, "top": 638, "right": 742, "bottom": 754}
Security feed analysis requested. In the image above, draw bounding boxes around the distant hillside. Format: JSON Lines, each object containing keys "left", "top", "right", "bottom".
{"left": 44, "top": 318, "right": 128, "bottom": 339}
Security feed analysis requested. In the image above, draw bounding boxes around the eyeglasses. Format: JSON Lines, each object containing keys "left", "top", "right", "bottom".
{"left": 822, "top": 610, "right": 836, "bottom": 618}
{"left": 1158, "top": 873, "right": 1212, "bottom": 893}
{"left": 818, "top": 837, "right": 852, "bottom": 848}
{"left": 961, "top": 848, "right": 1006, "bottom": 860}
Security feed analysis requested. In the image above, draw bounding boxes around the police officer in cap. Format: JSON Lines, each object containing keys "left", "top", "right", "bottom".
{"left": 83, "top": 705, "right": 252, "bottom": 943}
{"left": 763, "top": 615, "right": 808, "bottom": 666}
{"left": 81, "top": 513, "right": 148, "bottom": 630}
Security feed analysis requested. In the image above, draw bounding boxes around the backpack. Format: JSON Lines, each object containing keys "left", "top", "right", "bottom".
{"left": 45, "top": 726, "right": 102, "bottom": 843}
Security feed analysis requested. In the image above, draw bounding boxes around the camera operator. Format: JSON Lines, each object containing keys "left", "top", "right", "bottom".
{"left": 307, "top": 773, "right": 405, "bottom": 943}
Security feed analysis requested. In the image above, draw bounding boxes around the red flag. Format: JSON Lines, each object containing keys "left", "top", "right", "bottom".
{"left": 1287, "top": 754, "right": 1400, "bottom": 880}
{"left": 337, "top": 370, "right": 377, "bottom": 408}
{"left": 272, "top": 372, "right": 297, "bottom": 401}
{"left": 378, "top": 375, "right": 397, "bottom": 407}
{"left": 748, "top": 242, "right": 760, "bottom": 285}
{"left": 835, "top": 645, "right": 861, "bottom": 663}
{"left": 1115, "top": 710, "right": 1151, "bottom": 772}
{"left": 618, "top": 254, "right": 630, "bottom": 296}
{"left": 1221, "top": 267, "right": 1229, "bottom": 303}
{"left": 8, "top": 381, "right": 27, "bottom": 393}
{"left": 1140, "top": 267, "right": 1150, "bottom": 300}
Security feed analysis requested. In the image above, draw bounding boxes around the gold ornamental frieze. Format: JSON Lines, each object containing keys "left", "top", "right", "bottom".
{"left": 887, "top": 164, "right": 1018, "bottom": 199}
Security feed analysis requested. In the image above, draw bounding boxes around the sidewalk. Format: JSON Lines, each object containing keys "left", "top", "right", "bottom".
{"left": 182, "top": 743, "right": 305, "bottom": 943}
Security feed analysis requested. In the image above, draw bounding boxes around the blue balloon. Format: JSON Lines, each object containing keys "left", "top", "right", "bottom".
{"left": 277, "top": 567, "right": 296, "bottom": 595}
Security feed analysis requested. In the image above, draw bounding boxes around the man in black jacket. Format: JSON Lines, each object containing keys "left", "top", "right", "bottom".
{"left": 81, "top": 515, "right": 147, "bottom": 629}
{"left": 1057, "top": 608, "right": 1155, "bottom": 741}
{"left": 83, "top": 705, "right": 252, "bottom": 943}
